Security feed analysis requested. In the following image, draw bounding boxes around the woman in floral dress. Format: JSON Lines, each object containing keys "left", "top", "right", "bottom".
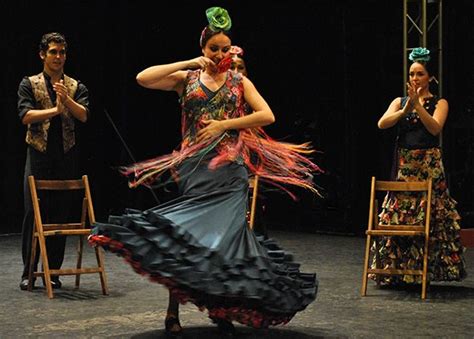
{"left": 375, "top": 47, "right": 467, "bottom": 286}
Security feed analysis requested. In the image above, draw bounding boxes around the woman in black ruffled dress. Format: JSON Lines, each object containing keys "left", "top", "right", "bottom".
{"left": 90, "top": 7, "right": 320, "bottom": 337}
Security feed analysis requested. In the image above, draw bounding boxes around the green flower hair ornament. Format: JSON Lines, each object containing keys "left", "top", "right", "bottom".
{"left": 206, "top": 7, "right": 232, "bottom": 32}
{"left": 409, "top": 47, "right": 431, "bottom": 63}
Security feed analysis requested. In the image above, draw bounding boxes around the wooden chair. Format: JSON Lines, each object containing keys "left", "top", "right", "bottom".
{"left": 27, "top": 175, "right": 108, "bottom": 299}
{"left": 361, "top": 176, "right": 433, "bottom": 299}
{"left": 248, "top": 175, "right": 260, "bottom": 230}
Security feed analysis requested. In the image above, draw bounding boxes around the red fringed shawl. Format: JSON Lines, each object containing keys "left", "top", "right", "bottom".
{"left": 120, "top": 70, "right": 322, "bottom": 198}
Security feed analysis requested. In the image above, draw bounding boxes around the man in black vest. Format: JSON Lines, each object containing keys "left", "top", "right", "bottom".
{"left": 17, "top": 32, "right": 90, "bottom": 290}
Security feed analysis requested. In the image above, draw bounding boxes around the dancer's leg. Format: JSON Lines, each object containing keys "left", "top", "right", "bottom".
{"left": 165, "top": 291, "right": 182, "bottom": 336}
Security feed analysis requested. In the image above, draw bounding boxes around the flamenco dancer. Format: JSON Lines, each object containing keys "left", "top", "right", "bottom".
{"left": 89, "top": 7, "right": 321, "bottom": 337}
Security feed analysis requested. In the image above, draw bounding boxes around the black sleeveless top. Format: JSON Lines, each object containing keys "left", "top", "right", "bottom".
{"left": 396, "top": 96, "right": 441, "bottom": 149}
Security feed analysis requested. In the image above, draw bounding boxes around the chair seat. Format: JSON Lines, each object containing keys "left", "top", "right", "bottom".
{"left": 42, "top": 223, "right": 83, "bottom": 230}
{"left": 40, "top": 229, "right": 92, "bottom": 237}
{"left": 33, "top": 267, "right": 103, "bottom": 276}
{"left": 366, "top": 230, "right": 425, "bottom": 236}
{"left": 375, "top": 224, "right": 425, "bottom": 231}
{"left": 367, "top": 268, "right": 424, "bottom": 275}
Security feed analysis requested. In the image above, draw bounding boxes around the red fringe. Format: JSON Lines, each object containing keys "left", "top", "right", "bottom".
{"left": 119, "top": 128, "right": 322, "bottom": 198}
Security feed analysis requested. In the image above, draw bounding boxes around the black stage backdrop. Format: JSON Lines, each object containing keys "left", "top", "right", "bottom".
{"left": 1, "top": 0, "right": 473, "bottom": 235}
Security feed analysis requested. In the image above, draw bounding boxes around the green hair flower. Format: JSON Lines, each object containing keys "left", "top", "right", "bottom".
{"left": 206, "top": 7, "right": 232, "bottom": 32}
{"left": 409, "top": 47, "right": 431, "bottom": 63}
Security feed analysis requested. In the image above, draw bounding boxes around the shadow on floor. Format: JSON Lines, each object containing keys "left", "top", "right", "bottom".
{"left": 23, "top": 285, "right": 109, "bottom": 300}
{"left": 130, "top": 326, "right": 339, "bottom": 338}
{"left": 371, "top": 283, "right": 474, "bottom": 301}
{"left": 425, "top": 284, "right": 474, "bottom": 300}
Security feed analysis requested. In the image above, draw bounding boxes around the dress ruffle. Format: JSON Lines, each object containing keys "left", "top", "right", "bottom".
{"left": 371, "top": 147, "right": 467, "bottom": 284}
{"left": 89, "top": 208, "right": 316, "bottom": 328}
{"left": 91, "top": 152, "right": 317, "bottom": 328}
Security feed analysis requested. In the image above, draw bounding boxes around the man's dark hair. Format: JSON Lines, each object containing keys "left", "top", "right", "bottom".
{"left": 39, "top": 32, "right": 67, "bottom": 53}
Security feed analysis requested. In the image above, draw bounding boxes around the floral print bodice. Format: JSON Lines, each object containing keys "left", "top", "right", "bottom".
{"left": 179, "top": 70, "right": 245, "bottom": 148}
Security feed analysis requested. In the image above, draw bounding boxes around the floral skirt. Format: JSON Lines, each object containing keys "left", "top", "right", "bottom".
{"left": 89, "top": 152, "right": 317, "bottom": 328}
{"left": 371, "top": 147, "right": 467, "bottom": 284}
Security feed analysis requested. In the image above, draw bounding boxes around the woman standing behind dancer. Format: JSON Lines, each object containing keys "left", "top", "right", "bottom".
{"left": 229, "top": 45, "right": 269, "bottom": 238}
{"left": 375, "top": 47, "right": 467, "bottom": 285}
{"left": 90, "top": 7, "right": 320, "bottom": 337}
{"left": 230, "top": 45, "right": 248, "bottom": 76}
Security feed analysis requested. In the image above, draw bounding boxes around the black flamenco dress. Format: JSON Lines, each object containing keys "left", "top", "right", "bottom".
{"left": 89, "top": 70, "right": 321, "bottom": 328}
{"left": 370, "top": 96, "right": 466, "bottom": 284}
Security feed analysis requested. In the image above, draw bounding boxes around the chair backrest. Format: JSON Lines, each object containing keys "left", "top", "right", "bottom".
{"left": 28, "top": 175, "right": 96, "bottom": 229}
{"left": 248, "top": 175, "right": 260, "bottom": 230}
{"left": 368, "top": 176, "right": 433, "bottom": 233}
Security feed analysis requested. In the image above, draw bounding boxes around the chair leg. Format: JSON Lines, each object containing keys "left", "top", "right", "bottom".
{"left": 375, "top": 240, "right": 381, "bottom": 287}
{"left": 76, "top": 198, "right": 89, "bottom": 289}
{"left": 38, "top": 235, "right": 54, "bottom": 299}
{"left": 421, "top": 235, "right": 430, "bottom": 300}
{"left": 75, "top": 235, "right": 84, "bottom": 289}
{"left": 95, "top": 247, "right": 109, "bottom": 295}
{"left": 28, "top": 235, "right": 38, "bottom": 292}
{"left": 361, "top": 234, "right": 372, "bottom": 296}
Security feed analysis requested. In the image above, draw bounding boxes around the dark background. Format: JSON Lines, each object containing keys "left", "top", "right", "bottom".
{"left": 1, "top": 0, "right": 473, "bottom": 236}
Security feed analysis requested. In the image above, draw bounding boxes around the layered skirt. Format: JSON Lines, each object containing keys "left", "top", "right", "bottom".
{"left": 371, "top": 147, "right": 467, "bottom": 284}
{"left": 89, "top": 153, "right": 317, "bottom": 328}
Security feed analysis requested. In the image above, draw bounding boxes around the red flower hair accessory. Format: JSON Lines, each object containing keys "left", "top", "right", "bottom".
{"left": 230, "top": 45, "right": 244, "bottom": 57}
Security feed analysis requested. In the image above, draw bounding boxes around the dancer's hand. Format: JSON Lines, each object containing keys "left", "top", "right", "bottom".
{"left": 401, "top": 95, "right": 414, "bottom": 115}
{"left": 188, "top": 56, "right": 216, "bottom": 71}
{"left": 406, "top": 82, "right": 421, "bottom": 107}
{"left": 196, "top": 119, "right": 226, "bottom": 144}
